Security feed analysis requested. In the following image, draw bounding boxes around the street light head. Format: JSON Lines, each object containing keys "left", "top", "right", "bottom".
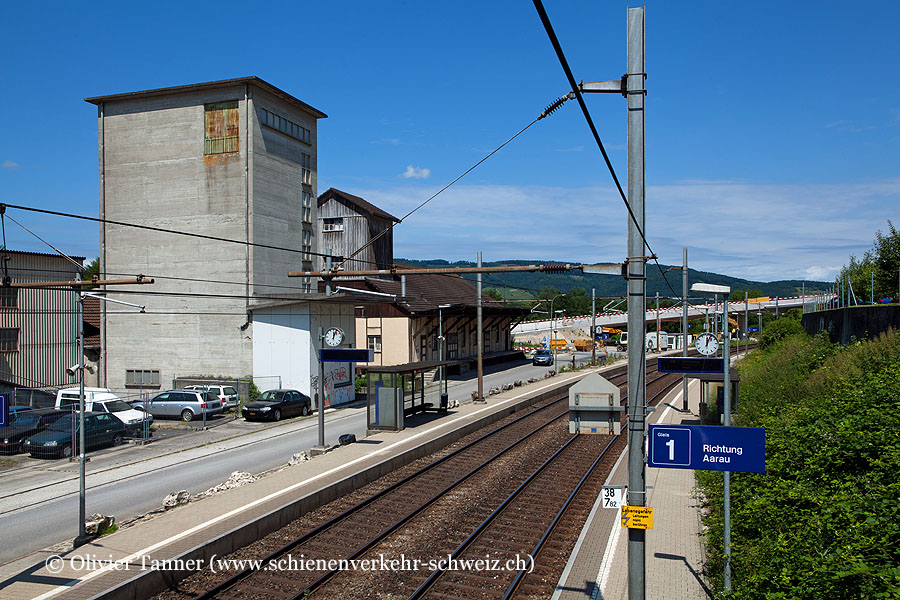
{"left": 691, "top": 282, "right": 731, "bottom": 295}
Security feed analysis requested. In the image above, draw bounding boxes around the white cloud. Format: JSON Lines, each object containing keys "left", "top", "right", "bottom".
{"left": 401, "top": 165, "right": 431, "bottom": 180}
{"left": 351, "top": 177, "right": 900, "bottom": 282}
{"left": 2, "top": 160, "right": 20, "bottom": 170}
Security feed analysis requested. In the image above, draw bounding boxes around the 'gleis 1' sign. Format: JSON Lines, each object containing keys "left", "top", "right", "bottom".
{"left": 647, "top": 424, "right": 766, "bottom": 473}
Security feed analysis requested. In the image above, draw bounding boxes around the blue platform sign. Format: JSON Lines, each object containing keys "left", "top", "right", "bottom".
{"left": 748, "top": 327, "right": 760, "bottom": 333}
{"left": 0, "top": 393, "right": 7, "bottom": 428}
{"left": 648, "top": 424, "right": 766, "bottom": 473}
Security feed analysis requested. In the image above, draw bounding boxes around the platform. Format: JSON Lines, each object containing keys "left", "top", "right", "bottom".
{"left": 0, "top": 365, "right": 614, "bottom": 600}
{"left": 554, "top": 378, "right": 713, "bottom": 600}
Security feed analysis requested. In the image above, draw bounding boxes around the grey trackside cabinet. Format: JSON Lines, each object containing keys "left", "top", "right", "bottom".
{"left": 569, "top": 373, "right": 623, "bottom": 434}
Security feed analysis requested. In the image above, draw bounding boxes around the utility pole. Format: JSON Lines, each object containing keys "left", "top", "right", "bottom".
{"left": 682, "top": 248, "right": 688, "bottom": 411}
{"left": 723, "top": 294, "right": 732, "bottom": 591}
{"left": 591, "top": 288, "right": 596, "bottom": 366}
{"left": 475, "top": 252, "right": 484, "bottom": 403}
{"left": 625, "top": 7, "right": 647, "bottom": 600}
{"left": 13, "top": 275, "right": 153, "bottom": 547}
{"left": 744, "top": 292, "right": 749, "bottom": 357}
{"left": 76, "top": 272, "right": 87, "bottom": 546}
{"left": 655, "top": 291, "right": 660, "bottom": 352}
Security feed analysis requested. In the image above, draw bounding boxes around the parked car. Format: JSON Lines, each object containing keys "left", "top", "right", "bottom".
{"left": 184, "top": 384, "right": 239, "bottom": 411}
{"left": 532, "top": 348, "right": 554, "bottom": 366}
{"left": 56, "top": 387, "right": 116, "bottom": 406}
{"left": 242, "top": 389, "right": 311, "bottom": 422}
{"left": 56, "top": 395, "right": 152, "bottom": 436}
{"left": 132, "top": 390, "right": 223, "bottom": 422}
{"left": 24, "top": 412, "right": 125, "bottom": 459}
{"left": 0, "top": 408, "right": 69, "bottom": 453}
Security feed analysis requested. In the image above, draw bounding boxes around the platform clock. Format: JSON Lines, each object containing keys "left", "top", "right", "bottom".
{"left": 324, "top": 327, "right": 344, "bottom": 347}
{"left": 694, "top": 332, "right": 719, "bottom": 356}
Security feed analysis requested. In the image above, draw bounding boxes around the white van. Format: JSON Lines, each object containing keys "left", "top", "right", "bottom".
{"left": 55, "top": 388, "right": 152, "bottom": 435}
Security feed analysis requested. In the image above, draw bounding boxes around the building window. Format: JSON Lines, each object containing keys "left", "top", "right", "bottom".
{"left": 301, "top": 276, "right": 311, "bottom": 294}
{"left": 433, "top": 333, "right": 439, "bottom": 352}
{"left": 0, "top": 287, "right": 17, "bottom": 308}
{"left": 447, "top": 333, "right": 458, "bottom": 359}
{"left": 323, "top": 217, "right": 343, "bottom": 233}
{"left": 301, "top": 191, "right": 312, "bottom": 224}
{"left": 301, "top": 153, "right": 312, "bottom": 184}
{"left": 126, "top": 369, "right": 160, "bottom": 387}
{"left": 368, "top": 335, "right": 382, "bottom": 353}
{"left": 204, "top": 101, "right": 239, "bottom": 154}
{"left": 260, "top": 108, "right": 311, "bottom": 144}
{"left": 420, "top": 335, "right": 428, "bottom": 360}
{"left": 0, "top": 328, "right": 19, "bottom": 352}
{"left": 301, "top": 230, "right": 312, "bottom": 262}
{"left": 495, "top": 328, "right": 500, "bottom": 344}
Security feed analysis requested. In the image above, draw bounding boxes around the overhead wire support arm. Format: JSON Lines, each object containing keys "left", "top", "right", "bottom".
{"left": 579, "top": 78, "right": 627, "bottom": 96}
{"left": 288, "top": 262, "right": 623, "bottom": 280}
{"left": 8, "top": 276, "right": 155, "bottom": 288}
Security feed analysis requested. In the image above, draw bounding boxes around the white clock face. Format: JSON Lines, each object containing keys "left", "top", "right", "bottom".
{"left": 695, "top": 332, "right": 719, "bottom": 356}
{"left": 324, "top": 327, "right": 344, "bottom": 347}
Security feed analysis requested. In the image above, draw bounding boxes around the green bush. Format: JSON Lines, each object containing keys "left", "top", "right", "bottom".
{"left": 758, "top": 316, "right": 806, "bottom": 349}
{"left": 355, "top": 376, "right": 367, "bottom": 394}
{"left": 247, "top": 380, "right": 261, "bottom": 403}
{"left": 696, "top": 329, "right": 900, "bottom": 598}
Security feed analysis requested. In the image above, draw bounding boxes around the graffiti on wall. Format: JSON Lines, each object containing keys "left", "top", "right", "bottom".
{"left": 311, "top": 362, "right": 354, "bottom": 407}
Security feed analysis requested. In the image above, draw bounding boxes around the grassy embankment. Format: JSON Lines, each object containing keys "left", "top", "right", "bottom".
{"left": 697, "top": 328, "right": 900, "bottom": 598}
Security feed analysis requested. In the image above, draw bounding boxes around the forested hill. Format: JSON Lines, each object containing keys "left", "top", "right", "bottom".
{"left": 394, "top": 258, "right": 828, "bottom": 300}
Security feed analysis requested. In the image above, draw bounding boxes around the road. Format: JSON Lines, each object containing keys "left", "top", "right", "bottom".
{"left": 0, "top": 352, "right": 603, "bottom": 565}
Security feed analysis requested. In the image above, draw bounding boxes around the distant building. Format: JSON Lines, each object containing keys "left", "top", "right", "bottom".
{"left": 0, "top": 251, "right": 82, "bottom": 398}
{"left": 312, "top": 189, "right": 527, "bottom": 368}
{"left": 86, "top": 77, "right": 327, "bottom": 394}
{"left": 349, "top": 272, "right": 529, "bottom": 368}
{"left": 317, "top": 188, "right": 399, "bottom": 272}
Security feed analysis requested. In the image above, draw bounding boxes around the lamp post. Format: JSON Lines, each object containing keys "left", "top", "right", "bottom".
{"left": 438, "top": 304, "right": 451, "bottom": 396}
{"left": 552, "top": 309, "right": 565, "bottom": 367}
{"left": 548, "top": 293, "right": 566, "bottom": 360}
{"left": 691, "top": 282, "right": 733, "bottom": 592}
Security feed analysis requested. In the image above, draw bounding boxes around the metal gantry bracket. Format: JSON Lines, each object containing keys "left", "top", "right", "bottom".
{"left": 580, "top": 77, "right": 627, "bottom": 97}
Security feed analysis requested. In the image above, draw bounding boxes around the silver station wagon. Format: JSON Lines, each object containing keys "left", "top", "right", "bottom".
{"left": 133, "top": 389, "right": 223, "bottom": 422}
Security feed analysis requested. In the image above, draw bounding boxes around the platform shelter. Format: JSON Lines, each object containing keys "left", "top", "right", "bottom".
{"left": 360, "top": 360, "right": 457, "bottom": 431}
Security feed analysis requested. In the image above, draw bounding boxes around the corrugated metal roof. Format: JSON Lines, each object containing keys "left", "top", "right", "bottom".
{"left": 1, "top": 249, "right": 86, "bottom": 262}
{"left": 85, "top": 76, "right": 327, "bottom": 119}
{"left": 317, "top": 188, "right": 400, "bottom": 223}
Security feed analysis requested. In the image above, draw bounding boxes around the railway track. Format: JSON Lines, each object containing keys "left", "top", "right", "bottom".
{"left": 158, "top": 358, "right": 687, "bottom": 600}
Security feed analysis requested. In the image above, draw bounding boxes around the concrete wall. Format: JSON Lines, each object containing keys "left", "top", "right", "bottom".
{"left": 101, "top": 86, "right": 252, "bottom": 393}
{"left": 802, "top": 305, "right": 900, "bottom": 345}
{"left": 249, "top": 88, "right": 318, "bottom": 293}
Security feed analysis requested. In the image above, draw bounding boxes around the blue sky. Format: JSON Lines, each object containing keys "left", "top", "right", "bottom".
{"left": 2, "top": 1, "right": 898, "bottom": 282}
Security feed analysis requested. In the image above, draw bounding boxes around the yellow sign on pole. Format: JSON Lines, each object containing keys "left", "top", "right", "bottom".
{"left": 621, "top": 505, "right": 653, "bottom": 529}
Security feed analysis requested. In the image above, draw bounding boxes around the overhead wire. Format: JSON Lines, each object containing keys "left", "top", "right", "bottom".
{"left": 531, "top": 0, "right": 681, "bottom": 300}
{"left": 0, "top": 203, "right": 383, "bottom": 268}
{"left": 333, "top": 93, "right": 574, "bottom": 273}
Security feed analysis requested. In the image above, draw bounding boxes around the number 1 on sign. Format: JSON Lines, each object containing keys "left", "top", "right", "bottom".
{"left": 666, "top": 439, "right": 675, "bottom": 461}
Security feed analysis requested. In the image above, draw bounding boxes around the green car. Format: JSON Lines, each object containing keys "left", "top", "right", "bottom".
{"left": 24, "top": 412, "right": 126, "bottom": 459}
